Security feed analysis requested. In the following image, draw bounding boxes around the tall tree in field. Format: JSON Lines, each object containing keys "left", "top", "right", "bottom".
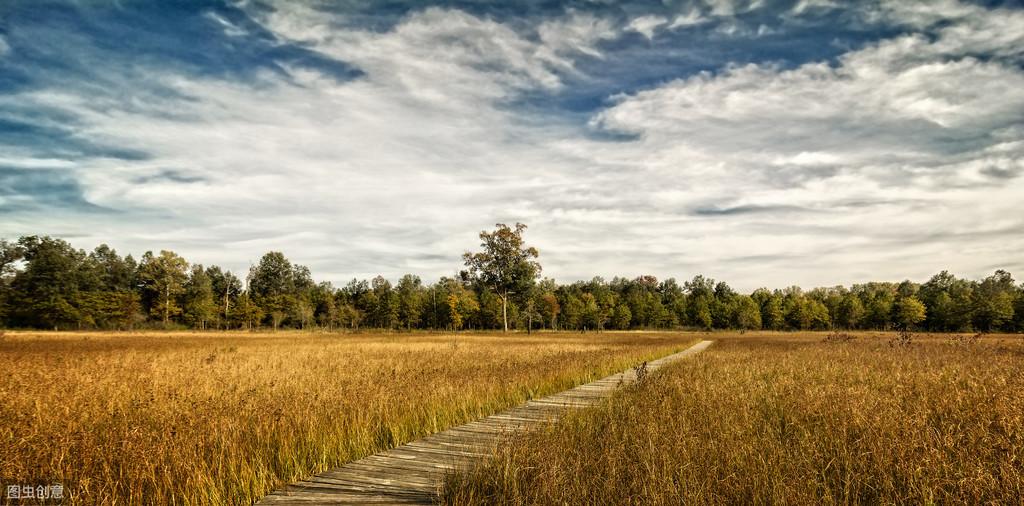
{"left": 462, "top": 223, "right": 541, "bottom": 332}
{"left": 138, "top": 250, "right": 189, "bottom": 326}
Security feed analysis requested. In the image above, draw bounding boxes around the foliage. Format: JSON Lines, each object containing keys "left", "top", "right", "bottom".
{"left": 0, "top": 232, "right": 1019, "bottom": 332}
{"left": 462, "top": 223, "right": 541, "bottom": 331}
{"left": 138, "top": 250, "right": 189, "bottom": 326}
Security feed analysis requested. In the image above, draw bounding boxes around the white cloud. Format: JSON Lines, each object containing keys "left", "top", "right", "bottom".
{"left": 627, "top": 15, "right": 668, "bottom": 40}
{"left": 263, "top": 6, "right": 587, "bottom": 98}
{"left": 538, "top": 11, "right": 619, "bottom": 58}
{"left": 868, "top": 0, "right": 981, "bottom": 29}
{"left": 4, "top": 1, "right": 1023, "bottom": 290}
{"left": 3, "top": 7, "right": 618, "bottom": 282}
{"left": 584, "top": 5, "right": 1024, "bottom": 286}
{"left": 703, "top": 0, "right": 766, "bottom": 17}
{"left": 790, "top": 0, "right": 839, "bottom": 15}
{"left": 668, "top": 10, "right": 707, "bottom": 29}
{"left": 0, "top": 35, "right": 9, "bottom": 56}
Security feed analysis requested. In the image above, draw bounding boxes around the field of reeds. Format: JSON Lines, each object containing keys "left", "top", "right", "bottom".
{"left": 443, "top": 331, "right": 1024, "bottom": 505}
{"left": 0, "top": 330, "right": 697, "bottom": 505}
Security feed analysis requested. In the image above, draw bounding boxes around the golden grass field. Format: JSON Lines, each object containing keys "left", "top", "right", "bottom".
{"left": 442, "top": 331, "right": 1024, "bottom": 505}
{"left": 0, "top": 330, "right": 697, "bottom": 505}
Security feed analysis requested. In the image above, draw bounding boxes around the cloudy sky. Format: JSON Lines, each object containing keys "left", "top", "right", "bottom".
{"left": 1, "top": 0, "right": 1022, "bottom": 290}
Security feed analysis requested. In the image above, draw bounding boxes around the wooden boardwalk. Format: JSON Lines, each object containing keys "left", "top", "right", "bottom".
{"left": 258, "top": 340, "right": 714, "bottom": 505}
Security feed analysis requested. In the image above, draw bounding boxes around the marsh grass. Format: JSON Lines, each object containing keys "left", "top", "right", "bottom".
{"left": 0, "top": 330, "right": 695, "bottom": 505}
{"left": 443, "top": 332, "right": 1024, "bottom": 505}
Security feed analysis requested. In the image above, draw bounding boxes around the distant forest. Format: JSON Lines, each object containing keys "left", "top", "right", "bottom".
{"left": 1, "top": 225, "right": 1022, "bottom": 332}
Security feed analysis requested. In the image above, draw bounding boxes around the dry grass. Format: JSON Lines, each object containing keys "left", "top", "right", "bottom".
{"left": 0, "top": 330, "right": 697, "bottom": 505}
{"left": 443, "top": 331, "right": 1024, "bottom": 505}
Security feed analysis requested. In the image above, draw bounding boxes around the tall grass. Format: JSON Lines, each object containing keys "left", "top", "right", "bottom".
{"left": 0, "top": 330, "right": 696, "bottom": 505}
{"left": 443, "top": 332, "right": 1024, "bottom": 505}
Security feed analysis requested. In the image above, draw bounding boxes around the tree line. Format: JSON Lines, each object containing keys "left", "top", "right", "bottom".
{"left": 1, "top": 224, "right": 1022, "bottom": 332}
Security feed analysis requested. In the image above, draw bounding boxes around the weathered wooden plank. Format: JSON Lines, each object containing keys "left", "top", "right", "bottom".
{"left": 339, "top": 461, "right": 445, "bottom": 482}
{"left": 256, "top": 340, "right": 713, "bottom": 505}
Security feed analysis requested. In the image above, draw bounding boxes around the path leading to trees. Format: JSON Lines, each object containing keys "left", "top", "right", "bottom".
{"left": 257, "top": 340, "right": 714, "bottom": 505}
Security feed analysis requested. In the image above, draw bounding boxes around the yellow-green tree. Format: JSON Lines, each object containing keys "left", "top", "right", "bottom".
{"left": 893, "top": 296, "right": 927, "bottom": 330}
{"left": 463, "top": 223, "right": 541, "bottom": 332}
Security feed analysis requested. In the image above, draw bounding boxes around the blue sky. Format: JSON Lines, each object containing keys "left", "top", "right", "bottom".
{"left": 1, "top": 0, "right": 1022, "bottom": 290}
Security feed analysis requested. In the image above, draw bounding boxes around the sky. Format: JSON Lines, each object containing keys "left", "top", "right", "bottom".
{"left": 1, "top": 0, "right": 1022, "bottom": 291}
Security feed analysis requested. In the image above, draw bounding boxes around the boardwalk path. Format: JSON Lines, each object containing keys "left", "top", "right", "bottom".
{"left": 258, "top": 340, "right": 714, "bottom": 505}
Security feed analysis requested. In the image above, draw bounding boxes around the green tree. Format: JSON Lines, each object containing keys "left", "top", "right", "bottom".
{"left": 207, "top": 266, "right": 242, "bottom": 329}
{"left": 518, "top": 287, "right": 543, "bottom": 333}
{"left": 248, "top": 251, "right": 313, "bottom": 329}
{"left": 231, "top": 292, "right": 264, "bottom": 330}
{"left": 477, "top": 289, "right": 507, "bottom": 329}
{"left": 783, "top": 288, "right": 808, "bottom": 330}
{"left": 611, "top": 304, "right": 632, "bottom": 330}
{"left": 807, "top": 299, "right": 832, "bottom": 330}
{"left": 310, "top": 282, "right": 340, "bottom": 329}
{"left": 733, "top": 295, "right": 762, "bottom": 330}
{"left": 864, "top": 290, "right": 894, "bottom": 330}
{"left": 8, "top": 236, "right": 91, "bottom": 328}
{"left": 0, "top": 239, "right": 25, "bottom": 325}
{"left": 138, "top": 250, "right": 189, "bottom": 326}
{"left": 580, "top": 292, "right": 602, "bottom": 330}
{"left": 560, "top": 293, "right": 583, "bottom": 330}
{"left": 659, "top": 278, "right": 686, "bottom": 327}
{"left": 893, "top": 296, "right": 927, "bottom": 329}
{"left": 929, "top": 291, "right": 956, "bottom": 331}
{"left": 761, "top": 292, "right": 785, "bottom": 330}
{"left": 1013, "top": 285, "right": 1024, "bottom": 332}
{"left": 396, "top": 274, "right": 424, "bottom": 330}
{"left": 463, "top": 223, "right": 541, "bottom": 332}
{"left": 370, "top": 276, "right": 398, "bottom": 329}
{"left": 183, "top": 265, "right": 217, "bottom": 329}
{"left": 338, "top": 302, "right": 363, "bottom": 330}
{"left": 835, "top": 293, "right": 865, "bottom": 329}
{"left": 292, "top": 298, "right": 315, "bottom": 329}
{"left": 88, "top": 244, "right": 137, "bottom": 292}
{"left": 691, "top": 297, "right": 712, "bottom": 330}
{"left": 972, "top": 270, "right": 1016, "bottom": 331}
